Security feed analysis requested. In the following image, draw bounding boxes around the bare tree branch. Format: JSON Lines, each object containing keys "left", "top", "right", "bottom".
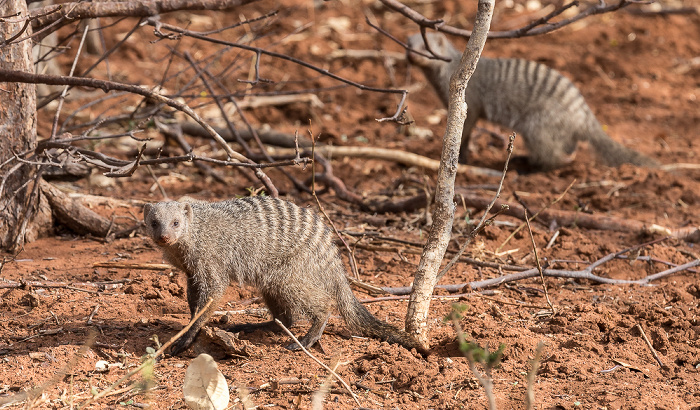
{"left": 0, "top": 69, "right": 281, "bottom": 195}
{"left": 27, "top": 0, "right": 259, "bottom": 37}
{"left": 141, "top": 18, "right": 409, "bottom": 122}
{"left": 379, "top": 0, "right": 646, "bottom": 39}
{"left": 405, "top": 0, "right": 495, "bottom": 347}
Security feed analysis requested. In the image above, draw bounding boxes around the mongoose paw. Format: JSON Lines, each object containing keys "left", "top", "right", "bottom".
{"left": 284, "top": 342, "right": 303, "bottom": 351}
{"left": 168, "top": 336, "right": 193, "bottom": 356}
{"left": 285, "top": 336, "right": 321, "bottom": 352}
{"left": 458, "top": 153, "right": 470, "bottom": 165}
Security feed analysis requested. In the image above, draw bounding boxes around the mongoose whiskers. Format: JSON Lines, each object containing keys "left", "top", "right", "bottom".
{"left": 406, "top": 32, "right": 657, "bottom": 170}
{"left": 143, "top": 197, "right": 429, "bottom": 356}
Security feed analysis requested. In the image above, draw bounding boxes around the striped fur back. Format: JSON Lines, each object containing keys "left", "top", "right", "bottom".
{"left": 189, "top": 197, "right": 344, "bottom": 289}
{"left": 407, "top": 32, "right": 656, "bottom": 169}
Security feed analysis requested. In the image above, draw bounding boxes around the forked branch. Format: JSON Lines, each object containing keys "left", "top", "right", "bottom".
{"left": 380, "top": 0, "right": 647, "bottom": 39}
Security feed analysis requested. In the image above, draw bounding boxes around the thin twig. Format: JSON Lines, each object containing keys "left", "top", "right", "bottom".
{"left": 308, "top": 130, "right": 360, "bottom": 279}
{"left": 78, "top": 298, "right": 215, "bottom": 408}
{"left": 51, "top": 25, "right": 90, "bottom": 140}
{"left": 436, "top": 133, "right": 516, "bottom": 282}
{"left": 525, "top": 341, "right": 544, "bottom": 410}
{"left": 86, "top": 304, "right": 100, "bottom": 325}
{"left": 145, "top": 164, "right": 167, "bottom": 199}
{"left": 524, "top": 210, "right": 556, "bottom": 316}
{"left": 0, "top": 330, "right": 96, "bottom": 407}
{"left": 636, "top": 323, "right": 664, "bottom": 368}
{"left": 497, "top": 179, "right": 575, "bottom": 253}
{"left": 273, "top": 319, "right": 361, "bottom": 406}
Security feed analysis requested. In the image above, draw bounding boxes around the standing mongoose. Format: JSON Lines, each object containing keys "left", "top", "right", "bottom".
{"left": 143, "top": 197, "right": 428, "bottom": 356}
{"left": 406, "top": 32, "right": 657, "bottom": 170}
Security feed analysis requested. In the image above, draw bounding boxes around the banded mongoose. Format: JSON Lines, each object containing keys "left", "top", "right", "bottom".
{"left": 143, "top": 197, "right": 429, "bottom": 356}
{"left": 406, "top": 32, "right": 657, "bottom": 170}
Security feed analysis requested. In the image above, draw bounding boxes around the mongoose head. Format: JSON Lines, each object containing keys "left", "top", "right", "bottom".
{"left": 406, "top": 32, "right": 457, "bottom": 68}
{"left": 143, "top": 201, "right": 193, "bottom": 247}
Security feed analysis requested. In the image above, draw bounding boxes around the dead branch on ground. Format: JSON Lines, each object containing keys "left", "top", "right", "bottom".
{"left": 379, "top": 253, "right": 699, "bottom": 294}
{"left": 469, "top": 252, "right": 700, "bottom": 289}
{"left": 0, "top": 278, "right": 132, "bottom": 290}
{"left": 271, "top": 145, "right": 502, "bottom": 178}
{"left": 39, "top": 179, "right": 115, "bottom": 237}
{"left": 455, "top": 188, "right": 700, "bottom": 243}
{"left": 369, "top": 237, "right": 699, "bottom": 294}
{"left": 180, "top": 121, "right": 313, "bottom": 148}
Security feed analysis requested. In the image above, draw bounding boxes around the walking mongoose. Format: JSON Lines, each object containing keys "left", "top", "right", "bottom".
{"left": 143, "top": 197, "right": 429, "bottom": 356}
{"left": 406, "top": 32, "right": 657, "bottom": 170}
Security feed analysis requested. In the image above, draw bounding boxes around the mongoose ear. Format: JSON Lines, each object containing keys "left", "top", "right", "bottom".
{"left": 143, "top": 203, "right": 153, "bottom": 220}
{"left": 183, "top": 203, "right": 194, "bottom": 224}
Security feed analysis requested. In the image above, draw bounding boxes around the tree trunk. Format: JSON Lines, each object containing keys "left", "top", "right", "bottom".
{"left": 0, "top": 0, "right": 50, "bottom": 250}
{"left": 405, "top": 0, "right": 495, "bottom": 346}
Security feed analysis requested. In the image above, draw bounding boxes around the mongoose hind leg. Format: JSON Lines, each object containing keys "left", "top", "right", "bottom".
{"left": 458, "top": 111, "right": 480, "bottom": 164}
{"left": 262, "top": 289, "right": 331, "bottom": 350}
{"left": 523, "top": 131, "right": 573, "bottom": 171}
{"left": 285, "top": 312, "right": 330, "bottom": 351}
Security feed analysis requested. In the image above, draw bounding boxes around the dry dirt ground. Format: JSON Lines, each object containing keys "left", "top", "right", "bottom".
{"left": 2, "top": 0, "right": 700, "bottom": 408}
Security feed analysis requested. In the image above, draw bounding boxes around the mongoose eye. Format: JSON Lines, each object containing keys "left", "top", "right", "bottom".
{"left": 173, "top": 220, "right": 179, "bottom": 227}
{"left": 150, "top": 221, "right": 158, "bottom": 228}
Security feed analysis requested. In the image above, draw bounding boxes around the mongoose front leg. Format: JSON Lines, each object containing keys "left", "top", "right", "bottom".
{"left": 459, "top": 111, "right": 479, "bottom": 164}
{"left": 169, "top": 274, "right": 226, "bottom": 356}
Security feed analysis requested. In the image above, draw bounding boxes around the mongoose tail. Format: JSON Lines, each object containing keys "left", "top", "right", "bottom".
{"left": 406, "top": 32, "right": 657, "bottom": 170}
{"left": 586, "top": 126, "right": 659, "bottom": 167}
{"left": 339, "top": 292, "right": 431, "bottom": 355}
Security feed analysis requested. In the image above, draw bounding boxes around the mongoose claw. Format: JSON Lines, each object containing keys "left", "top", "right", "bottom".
{"left": 284, "top": 342, "right": 303, "bottom": 351}
{"left": 168, "top": 336, "right": 192, "bottom": 356}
